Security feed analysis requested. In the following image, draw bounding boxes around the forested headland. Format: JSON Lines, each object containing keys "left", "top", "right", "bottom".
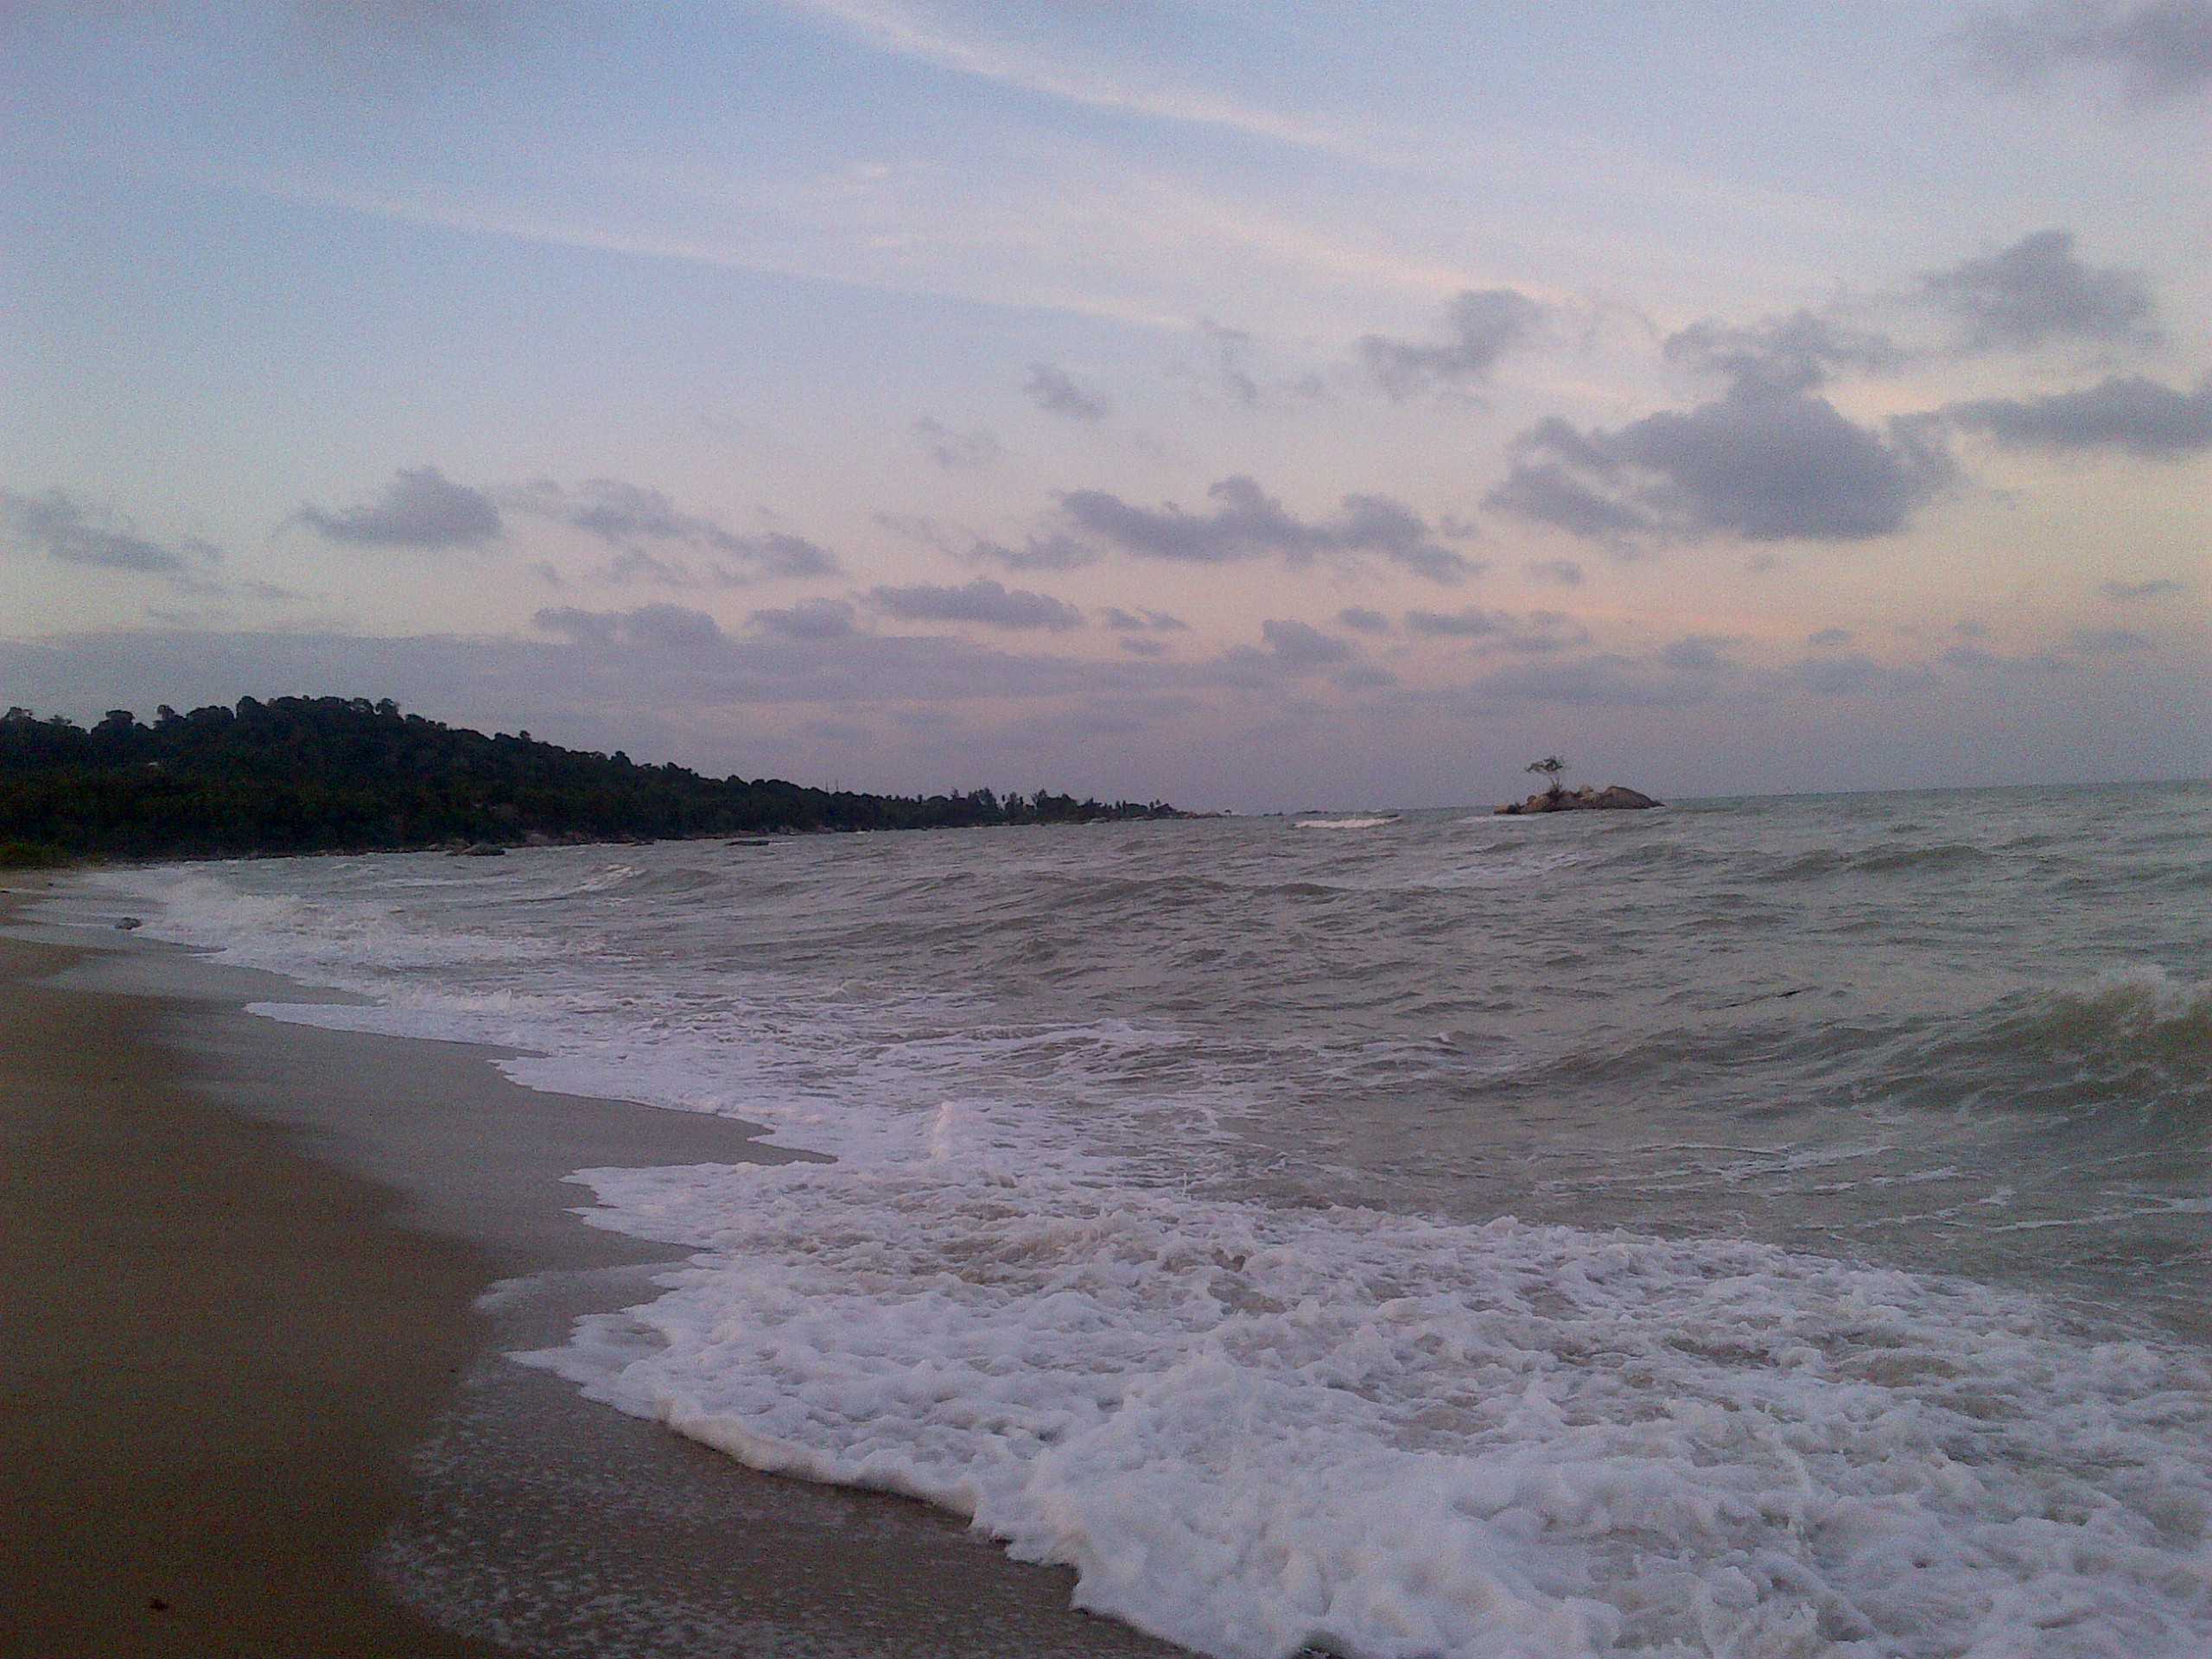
{"left": 0, "top": 697, "right": 1184, "bottom": 862}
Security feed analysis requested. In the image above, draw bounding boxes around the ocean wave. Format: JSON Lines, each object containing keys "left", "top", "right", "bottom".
{"left": 2001, "top": 964, "right": 2212, "bottom": 1067}
{"left": 1033, "top": 872, "right": 1244, "bottom": 912}
{"left": 1584, "top": 840, "right": 1723, "bottom": 873}
{"left": 1295, "top": 816, "right": 1398, "bottom": 830}
{"left": 94, "top": 806, "right": 2212, "bottom": 1656}
{"left": 560, "top": 861, "right": 641, "bottom": 894}
{"left": 1767, "top": 842, "right": 1996, "bottom": 880}
{"left": 530, "top": 1159, "right": 2212, "bottom": 1659}
{"left": 1848, "top": 964, "right": 2212, "bottom": 1122}
{"left": 102, "top": 866, "right": 568, "bottom": 978}
{"left": 114, "top": 869, "right": 312, "bottom": 938}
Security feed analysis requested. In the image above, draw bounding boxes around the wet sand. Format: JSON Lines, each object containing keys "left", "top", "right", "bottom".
{"left": 0, "top": 899, "right": 514, "bottom": 1658}
{"left": 1, "top": 884, "right": 1185, "bottom": 1658}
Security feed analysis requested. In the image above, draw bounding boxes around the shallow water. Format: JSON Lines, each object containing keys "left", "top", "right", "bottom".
{"left": 103, "top": 782, "right": 2212, "bottom": 1657}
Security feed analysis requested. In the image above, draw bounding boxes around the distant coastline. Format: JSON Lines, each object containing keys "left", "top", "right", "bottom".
{"left": 0, "top": 697, "right": 1188, "bottom": 865}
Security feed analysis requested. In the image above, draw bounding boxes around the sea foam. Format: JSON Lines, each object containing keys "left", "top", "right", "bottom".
{"left": 527, "top": 1152, "right": 2212, "bottom": 1659}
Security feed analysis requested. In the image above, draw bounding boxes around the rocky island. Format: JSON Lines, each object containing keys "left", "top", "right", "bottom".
{"left": 1495, "top": 783, "right": 1663, "bottom": 815}
{"left": 1495, "top": 756, "right": 1662, "bottom": 814}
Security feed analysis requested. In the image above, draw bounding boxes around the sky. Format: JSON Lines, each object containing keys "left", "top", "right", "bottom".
{"left": 3, "top": 1, "right": 2206, "bottom": 810}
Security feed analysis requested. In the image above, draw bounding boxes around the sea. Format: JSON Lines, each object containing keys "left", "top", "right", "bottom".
{"left": 98, "top": 782, "right": 2212, "bottom": 1658}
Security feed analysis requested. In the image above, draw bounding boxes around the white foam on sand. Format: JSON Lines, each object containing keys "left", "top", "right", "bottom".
{"left": 525, "top": 1150, "right": 2212, "bottom": 1659}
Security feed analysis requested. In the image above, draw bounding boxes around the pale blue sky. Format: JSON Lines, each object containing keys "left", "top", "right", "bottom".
{"left": 3, "top": 2, "right": 2206, "bottom": 806}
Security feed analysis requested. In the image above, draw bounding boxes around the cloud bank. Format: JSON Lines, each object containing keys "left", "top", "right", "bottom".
{"left": 511, "top": 478, "right": 841, "bottom": 583}
{"left": 1489, "top": 386, "right": 1953, "bottom": 544}
{"left": 1358, "top": 289, "right": 1544, "bottom": 401}
{"left": 1947, "top": 373, "right": 2212, "bottom": 456}
{"left": 868, "top": 577, "right": 1083, "bottom": 631}
{"left": 1063, "top": 475, "right": 1477, "bottom": 582}
{"left": 2, "top": 486, "right": 222, "bottom": 584}
{"left": 298, "top": 466, "right": 502, "bottom": 549}
{"left": 1404, "top": 607, "right": 1589, "bottom": 653}
{"left": 751, "top": 598, "right": 860, "bottom": 639}
{"left": 1923, "top": 229, "right": 2158, "bottom": 350}
{"left": 1663, "top": 311, "right": 1902, "bottom": 395}
{"left": 1955, "top": 2, "right": 2212, "bottom": 105}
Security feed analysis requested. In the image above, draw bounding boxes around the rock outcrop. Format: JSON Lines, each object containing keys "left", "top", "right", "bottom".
{"left": 1495, "top": 785, "right": 1662, "bottom": 815}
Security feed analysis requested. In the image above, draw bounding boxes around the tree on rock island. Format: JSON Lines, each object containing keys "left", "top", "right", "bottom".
{"left": 1525, "top": 756, "right": 1569, "bottom": 800}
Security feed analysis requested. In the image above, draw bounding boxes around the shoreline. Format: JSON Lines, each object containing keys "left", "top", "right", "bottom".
{"left": 0, "top": 806, "right": 1213, "bottom": 888}
{"left": 0, "top": 890, "right": 515, "bottom": 1657}
{"left": 1, "top": 880, "right": 1186, "bottom": 1657}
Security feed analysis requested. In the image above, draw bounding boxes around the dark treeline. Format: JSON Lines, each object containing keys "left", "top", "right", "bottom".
{"left": 0, "top": 696, "right": 1184, "bottom": 860}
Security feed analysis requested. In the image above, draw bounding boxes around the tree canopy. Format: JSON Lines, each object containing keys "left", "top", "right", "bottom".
{"left": 0, "top": 697, "right": 1183, "bottom": 860}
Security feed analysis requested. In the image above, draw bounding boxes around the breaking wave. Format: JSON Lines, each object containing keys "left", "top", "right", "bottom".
{"left": 2014, "top": 965, "right": 2212, "bottom": 1065}
{"left": 531, "top": 1156, "right": 2212, "bottom": 1659}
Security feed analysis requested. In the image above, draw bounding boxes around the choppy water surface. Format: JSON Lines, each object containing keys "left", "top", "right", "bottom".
{"left": 111, "top": 784, "right": 2212, "bottom": 1658}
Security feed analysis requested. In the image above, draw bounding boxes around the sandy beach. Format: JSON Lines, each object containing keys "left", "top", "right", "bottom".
{"left": 0, "top": 892, "right": 514, "bottom": 1657}
{"left": 0, "top": 882, "right": 1185, "bottom": 1658}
